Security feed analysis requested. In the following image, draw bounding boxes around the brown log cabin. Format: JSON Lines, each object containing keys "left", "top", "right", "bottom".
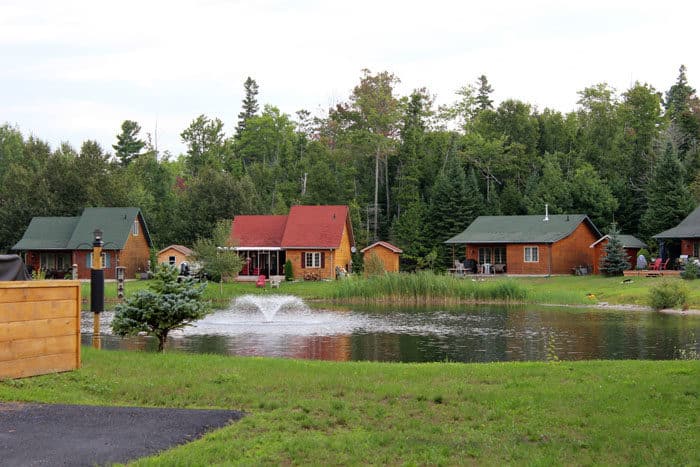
{"left": 445, "top": 214, "right": 603, "bottom": 275}
{"left": 13, "top": 207, "right": 152, "bottom": 280}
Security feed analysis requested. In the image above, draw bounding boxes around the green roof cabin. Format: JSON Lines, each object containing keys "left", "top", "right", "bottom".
{"left": 445, "top": 212, "right": 602, "bottom": 275}
{"left": 13, "top": 207, "right": 152, "bottom": 280}
{"left": 653, "top": 205, "right": 700, "bottom": 259}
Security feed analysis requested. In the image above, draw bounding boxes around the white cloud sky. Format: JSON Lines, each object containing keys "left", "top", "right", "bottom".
{"left": 1, "top": 0, "right": 699, "bottom": 155}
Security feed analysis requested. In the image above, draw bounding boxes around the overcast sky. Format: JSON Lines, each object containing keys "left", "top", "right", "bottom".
{"left": 2, "top": 0, "right": 699, "bottom": 156}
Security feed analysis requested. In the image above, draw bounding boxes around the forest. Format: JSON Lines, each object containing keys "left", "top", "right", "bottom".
{"left": 1, "top": 66, "right": 698, "bottom": 270}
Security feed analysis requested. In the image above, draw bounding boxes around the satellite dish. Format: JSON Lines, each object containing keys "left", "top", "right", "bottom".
{"left": 351, "top": 246, "right": 357, "bottom": 253}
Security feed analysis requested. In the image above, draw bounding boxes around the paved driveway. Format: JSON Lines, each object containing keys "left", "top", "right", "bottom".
{"left": 0, "top": 402, "right": 243, "bottom": 466}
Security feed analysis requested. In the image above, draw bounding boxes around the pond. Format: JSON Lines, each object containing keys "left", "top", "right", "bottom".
{"left": 81, "top": 294, "right": 700, "bottom": 363}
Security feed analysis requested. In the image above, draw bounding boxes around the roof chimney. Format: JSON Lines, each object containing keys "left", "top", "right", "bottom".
{"left": 543, "top": 204, "right": 549, "bottom": 222}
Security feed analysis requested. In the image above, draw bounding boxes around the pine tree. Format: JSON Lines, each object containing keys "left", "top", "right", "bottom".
{"left": 235, "top": 77, "right": 259, "bottom": 139}
{"left": 600, "top": 224, "right": 630, "bottom": 276}
{"left": 427, "top": 154, "right": 480, "bottom": 267}
{"left": 113, "top": 120, "right": 145, "bottom": 166}
{"left": 640, "top": 142, "right": 695, "bottom": 240}
{"left": 475, "top": 75, "right": 494, "bottom": 112}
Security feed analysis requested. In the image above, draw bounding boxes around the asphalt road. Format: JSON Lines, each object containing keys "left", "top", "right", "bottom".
{"left": 0, "top": 402, "right": 244, "bottom": 466}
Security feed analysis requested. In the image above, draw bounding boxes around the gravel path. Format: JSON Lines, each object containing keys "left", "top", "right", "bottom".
{"left": 0, "top": 402, "right": 243, "bottom": 466}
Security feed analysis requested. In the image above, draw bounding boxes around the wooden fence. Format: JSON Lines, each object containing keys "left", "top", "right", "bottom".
{"left": 0, "top": 281, "right": 81, "bottom": 379}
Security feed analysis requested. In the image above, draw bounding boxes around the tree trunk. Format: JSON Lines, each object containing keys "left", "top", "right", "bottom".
{"left": 157, "top": 330, "right": 169, "bottom": 352}
{"left": 374, "top": 145, "right": 380, "bottom": 242}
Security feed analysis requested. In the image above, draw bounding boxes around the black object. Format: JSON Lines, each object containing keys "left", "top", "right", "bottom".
{"left": 90, "top": 269, "right": 104, "bottom": 313}
{"left": 0, "top": 255, "right": 31, "bottom": 281}
{"left": 464, "top": 259, "right": 478, "bottom": 274}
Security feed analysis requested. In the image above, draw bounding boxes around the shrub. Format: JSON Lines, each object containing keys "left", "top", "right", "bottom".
{"left": 364, "top": 251, "right": 386, "bottom": 277}
{"left": 681, "top": 260, "right": 698, "bottom": 280}
{"left": 648, "top": 280, "right": 689, "bottom": 310}
{"left": 285, "top": 259, "right": 294, "bottom": 281}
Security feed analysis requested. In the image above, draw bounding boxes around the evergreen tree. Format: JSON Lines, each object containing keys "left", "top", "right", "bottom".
{"left": 235, "top": 77, "right": 260, "bottom": 139}
{"left": 600, "top": 224, "right": 630, "bottom": 276}
{"left": 112, "top": 265, "right": 208, "bottom": 352}
{"left": 427, "top": 154, "right": 479, "bottom": 267}
{"left": 475, "top": 75, "right": 494, "bottom": 112}
{"left": 640, "top": 142, "right": 695, "bottom": 240}
{"left": 113, "top": 120, "right": 145, "bottom": 166}
{"left": 664, "top": 65, "right": 699, "bottom": 159}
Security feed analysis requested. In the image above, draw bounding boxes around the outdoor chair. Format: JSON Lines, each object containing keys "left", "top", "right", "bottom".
{"left": 660, "top": 258, "right": 670, "bottom": 270}
{"left": 255, "top": 275, "right": 266, "bottom": 287}
{"left": 649, "top": 258, "right": 662, "bottom": 270}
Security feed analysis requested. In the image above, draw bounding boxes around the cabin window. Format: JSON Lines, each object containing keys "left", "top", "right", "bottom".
{"left": 40, "top": 253, "right": 55, "bottom": 270}
{"left": 524, "top": 246, "right": 539, "bottom": 263}
{"left": 169, "top": 256, "right": 176, "bottom": 265}
{"left": 493, "top": 247, "right": 506, "bottom": 264}
{"left": 132, "top": 219, "right": 139, "bottom": 236}
{"left": 478, "top": 247, "right": 492, "bottom": 265}
{"left": 305, "top": 252, "right": 321, "bottom": 268}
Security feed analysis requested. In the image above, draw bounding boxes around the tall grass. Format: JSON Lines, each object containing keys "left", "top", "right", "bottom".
{"left": 332, "top": 271, "right": 529, "bottom": 303}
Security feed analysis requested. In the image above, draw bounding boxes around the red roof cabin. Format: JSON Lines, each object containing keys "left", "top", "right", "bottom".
{"left": 230, "top": 205, "right": 355, "bottom": 281}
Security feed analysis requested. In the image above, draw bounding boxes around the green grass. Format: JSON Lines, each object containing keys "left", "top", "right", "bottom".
{"left": 82, "top": 273, "right": 700, "bottom": 310}
{"left": 1, "top": 349, "right": 698, "bottom": 465}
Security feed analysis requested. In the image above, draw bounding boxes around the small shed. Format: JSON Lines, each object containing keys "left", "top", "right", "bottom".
{"left": 157, "top": 245, "right": 193, "bottom": 270}
{"left": 360, "top": 241, "right": 402, "bottom": 273}
{"left": 590, "top": 234, "right": 647, "bottom": 274}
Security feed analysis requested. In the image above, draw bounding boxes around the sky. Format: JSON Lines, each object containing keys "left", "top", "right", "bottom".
{"left": 2, "top": 0, "right": 699, "bottom": 156}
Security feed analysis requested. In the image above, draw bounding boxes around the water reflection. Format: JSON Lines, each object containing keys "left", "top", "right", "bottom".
{"left": 81, "top": 304, "right": 700, "bottom": 363}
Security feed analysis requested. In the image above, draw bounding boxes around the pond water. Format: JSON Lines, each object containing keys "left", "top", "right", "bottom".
{"left": 81, "top": 295, "right": 700, "bottom": 363}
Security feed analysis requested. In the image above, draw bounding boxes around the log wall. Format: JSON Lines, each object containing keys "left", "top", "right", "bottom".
{"left": 0, "top": 281, "right": 81, "bottom": 379}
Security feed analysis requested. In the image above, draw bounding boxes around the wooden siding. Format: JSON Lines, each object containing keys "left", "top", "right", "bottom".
{"left": 681, "top": 239, "right": 697, "bottom": 256}
{"left": 335, "top": 224, "right": 353, "bottom": 272}
{"left": 119, "top": 215, "right": 151, "bottom": 279}
{"left": 363, "top": 244, "right": 400, "bottom": 273}
{"left": 0, "top": 281, "right": 81, "bottom": 379}
{"left": 157, "top": 248, "right": 190, "bottom": 268}
{"left": 550, "top": 221, "right": 599, "bottom": 274}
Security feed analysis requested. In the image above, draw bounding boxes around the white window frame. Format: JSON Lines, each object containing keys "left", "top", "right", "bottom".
{"left": 494, "top": 247, "right": 506, "bottom": 264}
{"left": 524, "top": 246, "right": 539, "bottom": 263}
{"left": 132, "top": 219, "right": 139, "bottom": 236}
{"left": 305, "top": 252, "right": 321, "bottom": 268}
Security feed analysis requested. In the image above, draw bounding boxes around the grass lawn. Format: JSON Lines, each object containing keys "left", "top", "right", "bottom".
{"left": 83, "top": 274, "right": 700, "bottom": 310}
{"left": 1, "top": 349, "right": 698, "bottom": 465}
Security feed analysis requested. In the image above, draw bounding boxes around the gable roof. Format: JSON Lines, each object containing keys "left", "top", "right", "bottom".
{"left": 12, "top": 217, "right": 80, "bottom": 250}
{"left": 654, "top": 206, "right": 700, "bottom": 239}
{"left": 361, "top": 241, "right": 403, "bottom": 254}
{"left": 590, "top": 234, "right": 647, "bottom": 249}
{"left": 281, "top": 205, "right": 354, "bottom": 249}
{"left": 158, "top": 244, "right": 193, "bottom": 256}
{"left": 231, "top": 215, "right": 288, "bottom": 248}
{"left": 13, "top": 207, "right": 151, "bottom": 251}
{"left": 445, "top": 214, "right": 602, "bottom": 244}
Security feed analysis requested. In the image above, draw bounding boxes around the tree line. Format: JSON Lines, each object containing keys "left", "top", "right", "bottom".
{"left": 1, "top": 66, "right": 698, "bottom": 269}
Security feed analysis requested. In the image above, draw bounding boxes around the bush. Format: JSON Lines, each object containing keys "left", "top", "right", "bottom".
{"left": 648, "top": 280, "right": 689, "bottom": 310}
{"left": 364, "top": 251, "right": 386, "bottom": 277}
{"left": 681, "top": 260, "right": 698, "bottom": 280}
{"left": 285, "top": 259, "right": 294, "bottom": 281}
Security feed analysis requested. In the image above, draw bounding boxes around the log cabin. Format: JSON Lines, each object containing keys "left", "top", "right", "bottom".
{"left": 13, "top": 207, "right": 152, "bottom": 280}
{"left": 230, "top": 205, "right": 355, "bottom": 280}
{"left": 445, "top": 214, "right": 602, "bottom": 275}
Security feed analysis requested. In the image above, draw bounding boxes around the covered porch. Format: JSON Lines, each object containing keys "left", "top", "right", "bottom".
{"left": 235, "top": 247, "right": 286, "bottom": 281}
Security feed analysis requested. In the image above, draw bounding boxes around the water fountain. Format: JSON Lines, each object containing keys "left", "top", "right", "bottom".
{"left": 232, "top": 294, "right": 308, "bottom": 322}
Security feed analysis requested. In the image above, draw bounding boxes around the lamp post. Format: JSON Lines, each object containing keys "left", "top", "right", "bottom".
{"left": 91, "top": 229, "right": 104, "bottom": 349}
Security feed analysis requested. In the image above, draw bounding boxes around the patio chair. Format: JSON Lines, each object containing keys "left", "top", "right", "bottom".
{"left": 649, "top": 258, "right": 662, "bottom": 270}
{"left": 660, "top": 258, "right": 670, "bottom": 270}
{"left": 255, "top": 275, "right": 266, "bottom": 287}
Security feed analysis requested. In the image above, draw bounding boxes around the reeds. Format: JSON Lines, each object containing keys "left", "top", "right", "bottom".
{"left": 332, "top": 271, "right": 529, "bottom": 303}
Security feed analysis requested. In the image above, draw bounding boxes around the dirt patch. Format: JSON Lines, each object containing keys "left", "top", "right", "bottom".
{"left": 0, "top": 402, "right": 243, "bottom": 466}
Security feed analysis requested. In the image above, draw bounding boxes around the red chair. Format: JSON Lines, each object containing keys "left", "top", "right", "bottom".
{"left": 649, "top": 258, "right": 662, "bottom": 270}
{"left": 660, "top": 258, "right": 670, "bottom": 270}
{"left": 255, "top": 275, "right": 266, "bottom": 288}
